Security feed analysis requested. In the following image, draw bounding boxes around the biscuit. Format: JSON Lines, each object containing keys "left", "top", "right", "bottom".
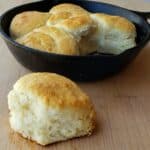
{"left": 8, "top": 73, "right": 96, "bottom": 145}
{"left": 47, "top": 3, "right": 96, "bottom": 55}
{"left": 16, "top": 26, "right": 79, "bottom": 55}
{"left": 10, "top": 11, "right": 49, "bottom": 39}
{"left": 91, "top": 13, "right": 137, "bottom": 54}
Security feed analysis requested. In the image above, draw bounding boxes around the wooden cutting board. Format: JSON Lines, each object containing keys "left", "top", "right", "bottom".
{"left": 0, "top": 0, "right": 150, "bottom": 150}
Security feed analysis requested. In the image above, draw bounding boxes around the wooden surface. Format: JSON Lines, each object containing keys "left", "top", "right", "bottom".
{"left": 0, "top": 0, "right": 150, "bottom": 150}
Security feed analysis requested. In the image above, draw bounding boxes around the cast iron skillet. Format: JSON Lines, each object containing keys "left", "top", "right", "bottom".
{"left": 0, "top": 0, "right": 150, "bottom": 81}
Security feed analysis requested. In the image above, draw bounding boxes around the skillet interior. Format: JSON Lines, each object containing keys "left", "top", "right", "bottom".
{"left": 0, "top": 0, "right": 149, "bottom": 81}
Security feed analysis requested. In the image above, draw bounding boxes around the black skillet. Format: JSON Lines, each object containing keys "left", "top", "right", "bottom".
{"left": 0, "top": 0, "right": 150, "bottom": 81}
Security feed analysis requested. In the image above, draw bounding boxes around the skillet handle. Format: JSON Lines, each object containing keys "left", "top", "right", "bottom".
{"left": 132, "top": 11, "right": 150, "bottom": 25}
{"left": 132, "top": 11, "right": 150, "bottom": 40}
{"left": 132, "top": 11, "right": 150, "bottom": 20}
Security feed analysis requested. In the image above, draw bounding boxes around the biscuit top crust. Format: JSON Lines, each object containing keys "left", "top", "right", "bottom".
{"left": 10, "top": 11, "right": 49, "bottom": 38}
{"left": 49, "top": 3, "right": 89, "bottom": 16}
{"left": 13, "top": 73, "right": 93, "bottom": 109}
{"left": 91, "top": 13, "right": 136, "bottom": 33}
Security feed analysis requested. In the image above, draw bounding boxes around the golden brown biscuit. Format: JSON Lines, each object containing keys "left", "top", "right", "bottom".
{"left": 8, "top": 73, "right": 96, "bottom": 145}
{"left": 47, "top": 3, "right": 96, "bottom": 55}
{"left": 10, "top": 11, "right": 49, "bottom": 39}
{"left": 47, "top": 3, "right": 92, "bottom": 39}
{"left": 91, "top": 13, "right": 137, "bottom": 54}
{"left": 16, "top": 26, "right": 79, "bottom": 55}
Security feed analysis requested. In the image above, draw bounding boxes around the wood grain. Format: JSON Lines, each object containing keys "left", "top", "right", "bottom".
{"left": 0, "top": 0, "right": 150, "bottom": 150}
